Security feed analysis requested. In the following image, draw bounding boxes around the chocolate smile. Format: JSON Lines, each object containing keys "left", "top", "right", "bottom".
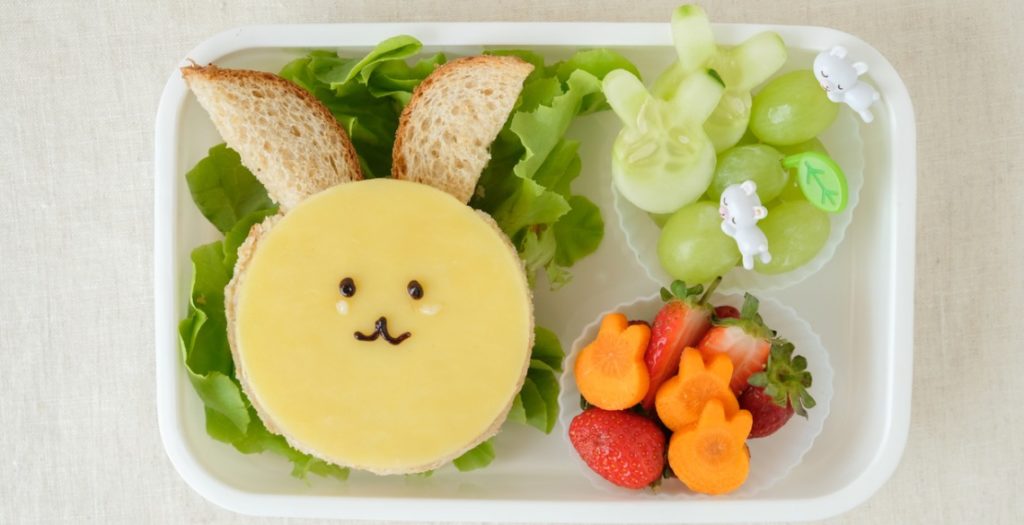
{"left": 354, "top": 316, "right": 411, "bottom": 345}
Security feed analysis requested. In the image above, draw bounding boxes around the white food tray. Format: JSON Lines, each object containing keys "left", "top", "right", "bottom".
{"left": 154, "top": 21, "right": 916, "bottom": 523}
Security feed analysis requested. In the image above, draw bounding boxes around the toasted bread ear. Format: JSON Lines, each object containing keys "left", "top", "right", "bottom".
{"left": 181, "top": 64, "right": 362, "bottom": 211}
{"left": 392, "top": 56, "right": 533, "bottom": 203}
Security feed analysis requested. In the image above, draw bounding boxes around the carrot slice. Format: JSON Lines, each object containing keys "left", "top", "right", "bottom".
{"left": 667, "top": 399, "right": 753, "bottom": 495}
{"left": 655, "top": 347, "right": 738, "bottom": 431}
{"left": 575, "top": 314, "right": 651, "bottom": 410}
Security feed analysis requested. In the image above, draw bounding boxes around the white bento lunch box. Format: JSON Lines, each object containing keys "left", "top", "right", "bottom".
{"left": 154, "top": 21, "right": 916, "bottom": 522}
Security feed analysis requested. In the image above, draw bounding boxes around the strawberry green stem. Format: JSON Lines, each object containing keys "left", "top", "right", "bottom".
{"left": 698, "top": 276, "right": 722, "bottom": 305}
{"left": 740, "top": 293, "right": 760, "bottom": 321}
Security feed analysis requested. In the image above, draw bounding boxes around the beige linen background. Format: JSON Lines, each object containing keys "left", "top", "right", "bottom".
{"left": 1, "top": 0, "right": 1021, "bottom": 523}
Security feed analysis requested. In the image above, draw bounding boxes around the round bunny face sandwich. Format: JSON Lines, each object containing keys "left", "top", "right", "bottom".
{"left": 182, "top": 55, "right": 535, "bottom": 474}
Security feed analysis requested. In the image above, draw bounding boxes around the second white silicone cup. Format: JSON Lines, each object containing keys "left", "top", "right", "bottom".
{"left": 558, "top": 292, "right": 834, "bottom": 497}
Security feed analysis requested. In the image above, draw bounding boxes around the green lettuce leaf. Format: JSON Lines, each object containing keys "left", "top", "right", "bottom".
{"left": 367, "top": 53, "right": 447, "bottom": 105}
{"left": 511, "top": 69, "right": 601, "bottom": 180}
{"left": 183, "top": 350, "right": 248, "bottom": 434}
{"left": 520, "top": 228, "right": 558, "bottom": 288}
{"left": 531, "top": 326, "right": 565, "bottom": 372}
{"left": 223, "top": 208, "right": 277, "bottom": 269}
{"left": 517, "top": 76, "right": 563, "bottom": 112}
{"left": 553, "top": 49, "right": 642, "bottom": 114}
{"left": 183, "top": 243, "right": 233, "bottom": 377}
{"left": 185, "top": 144, "right": 275, "bottom": 233}
{"left": 528, "top": 366, "right": 560, "bottom": 433}
{"left": 532, "top": 139, "right": 582, "bottom": 198}
{"left": 508, "top": 326, "right": 564, "bottom": 433}
{"left": 472, "top": 60, "right": 612, "bottom": 287}
{"left": 506, "top": 395, "right": 527, "bottom": 425}
{"left": 327, "top": 35, "right": 423, "bottom": 85}
{"left": 517, "top": 378, "right": 548, "bottom": 431}
{"left": 553, "top": 195, "right": 604, "bottom": 267}
{"left": 279, "top": 36, "right": 445, "bottom": 178}
{"left": 278, "top": 50, "right": 340, "bottom": 92}
{"left": 452, "top": 440, "right": 496, "bottom": 471}
{"left": 492, "top": 180, "right": 570, "bottom": 238}
{"left": 222, "top": 405, "right": 349, "bottom": 480}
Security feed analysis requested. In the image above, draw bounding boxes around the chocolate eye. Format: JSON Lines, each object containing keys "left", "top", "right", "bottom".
{"left": 339, "top": 277, "right": 356, "bottom": 297}
{"left": 407, "top": 280, "right": 424, "bottom": 300}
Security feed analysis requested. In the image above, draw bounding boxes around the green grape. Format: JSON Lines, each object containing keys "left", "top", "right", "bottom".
{"left": 750, "top": 71, "right": 839, "bottom": 146}
{"left": 777, "top": 177, "right": 806, "bottom": 203}
{"left": 777, "top": 138, "right": 829, "bottom": 202}
{"left": 707, "top": 144, "right": 788, "bottom": 203}
{"left": 755, "top": 200, "right": 830, "bottom": 274}
{"left": 658, "top": 201, "right": 740, "bottom": 284}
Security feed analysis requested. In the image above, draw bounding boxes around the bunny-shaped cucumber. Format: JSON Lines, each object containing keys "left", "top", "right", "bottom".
{"left": 182, "top": 56, "right": 535, "bottom": 475}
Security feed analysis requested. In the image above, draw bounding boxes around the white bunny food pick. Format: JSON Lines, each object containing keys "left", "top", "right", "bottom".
{"left": 720, "top": 181, "right": 771, "bottom": 270}
{"left": 813, "top": 46, "right": 880, "bottom": 123}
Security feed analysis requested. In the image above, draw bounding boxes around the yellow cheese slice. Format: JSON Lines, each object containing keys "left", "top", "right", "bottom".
{"left": 233, "top": 178, "right": 533, "bottom": 474}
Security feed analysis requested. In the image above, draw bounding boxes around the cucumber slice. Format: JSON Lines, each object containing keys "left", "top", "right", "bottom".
{"left": 608, "top": 69, "right": 723, "bottom": 214}
{"left": 603, "top": 69, "right": 651, "bottom": 126}
{"left": 668, "top": 69, "right": 725, "bottom": 124}
{"left": 671, "top": 4, "right": 715, "bottom": 77}
{"left": 712, "top": 32, "right": 788, "bottom": 92}
{"left": 654, "top": 21, "right": 784, "bottom": 152}
{"left": 651, "top": 62, "right": 685, "bottom": 101}
{"left": 612, "top": 132, "right": 716, "bottom": 213}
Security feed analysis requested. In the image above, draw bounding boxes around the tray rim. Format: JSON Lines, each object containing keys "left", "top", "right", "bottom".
{"left": 153, "top": 21, "right": 916, "bottom": 523}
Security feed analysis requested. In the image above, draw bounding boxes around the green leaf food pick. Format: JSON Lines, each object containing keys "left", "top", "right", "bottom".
{"left": 651, "top": 4, "right": 788, "bottom": 153}
{"left": 782, "top": 151, "right": 849, "bottom": 213}
{"left": 604, "top": 68, "right": 725, "bottom": 214}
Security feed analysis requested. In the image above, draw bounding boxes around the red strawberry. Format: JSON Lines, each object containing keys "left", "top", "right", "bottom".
{"left": 740, "top": 386, "right": 793, "bottom": 437}
{"left": 741, "top": 339, "right": 816, "bottom": 437}
{"left": 714, "top": 305, "right": 740, "bottom": 319}
{"left": 569, "top": 408, "right": 666, "bottom": 489}
{"left": 697, "top": 293, "right": 772, "bottom": 395}
{"left": 641, "top": 279, "right": 719, "bottom": 410}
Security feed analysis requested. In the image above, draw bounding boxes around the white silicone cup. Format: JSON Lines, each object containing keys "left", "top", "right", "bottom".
{"left": 614, "top": 109, "right": 865, "bottom": 293}
{"left": 558, "top": 293, "right": 833, "bottom": 497}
